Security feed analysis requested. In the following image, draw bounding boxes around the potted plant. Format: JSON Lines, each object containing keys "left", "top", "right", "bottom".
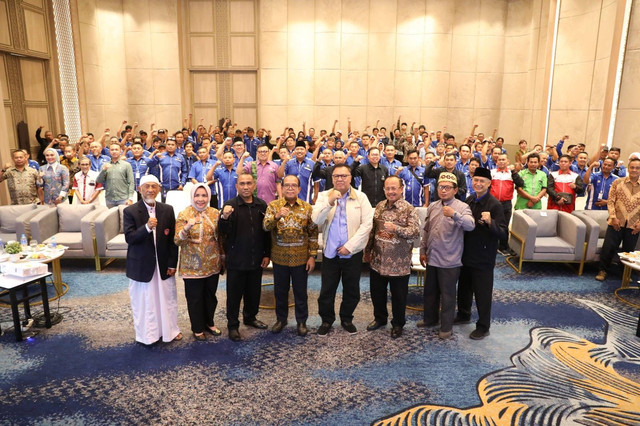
{"left": 5, "top": 241, "right": 22, "bottom": 262}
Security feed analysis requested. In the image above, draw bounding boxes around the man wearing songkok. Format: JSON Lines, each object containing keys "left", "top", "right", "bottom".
{"left": 455, "top": 167, "right": 507, "bottom": 340}
{"left": 419, "top": 172, "right": 475, "bottom": 339}
{"left": 123, "top": 175, "right": 182, "bottom": 345}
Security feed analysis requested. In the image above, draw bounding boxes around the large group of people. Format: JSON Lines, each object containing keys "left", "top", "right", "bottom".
{"left": 1, "top": 115, "right": 639, "bottom": 342}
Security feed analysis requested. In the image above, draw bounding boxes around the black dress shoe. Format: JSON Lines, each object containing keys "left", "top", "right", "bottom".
{"left": 341, "top": 321, "right": 357, "bottom": 334}
{"left": 366, "top": 319, "right": 387, "bottom": 331}
{"left": 229, "top": 329, "right": 242, "bottom": 342}
{"left": 245, "top": 319, "right": 268, "bottom": 329}
{"left": 271, "top": 320, "right": 286, "bottom": 333}
{"left": 193, "top": 332, "right": 207, "bottom": 341}
{"left": 297, "top": 322, "right": 308, "bottom": 336}
{"left": 390, "top": 326, "right": 403, "bottom": 339}
{"left": 205, "top": 326, "right": 222, "bottom": 336}
{"left": 453, "top": 316, "right": 472, "bottom": 325}
{"left": 317, "top": 322, "right": 331, "bottom": 336}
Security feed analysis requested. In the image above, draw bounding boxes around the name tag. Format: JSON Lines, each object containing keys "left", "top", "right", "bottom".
{"left": 136, "top": 172, "right": 140, "bottom": 179}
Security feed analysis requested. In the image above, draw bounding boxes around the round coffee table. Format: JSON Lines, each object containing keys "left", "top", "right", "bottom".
{"left": 617, "top": 258, "right": 640, "bottom": 309}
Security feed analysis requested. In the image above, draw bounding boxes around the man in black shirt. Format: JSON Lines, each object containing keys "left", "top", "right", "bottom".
{"left": 218, "top": 173, "right": 271, "bottom": 341}
{"left": 455, "top": 167, "right": 507, "bottom": 340}
{"left": 352, "top": 147, "right": 388, "bottom": 206}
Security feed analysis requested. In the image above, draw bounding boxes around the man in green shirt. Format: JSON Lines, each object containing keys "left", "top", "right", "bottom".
{"left": 515, "top": 153, "right": 547, "bottom": 210}
{"left": 97, "top": 143, "right": 135, "bottom": 208}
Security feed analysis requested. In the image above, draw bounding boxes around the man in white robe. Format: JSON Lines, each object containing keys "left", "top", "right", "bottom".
{"left": 123, "top": 175, "right": 182, "bottom": 344}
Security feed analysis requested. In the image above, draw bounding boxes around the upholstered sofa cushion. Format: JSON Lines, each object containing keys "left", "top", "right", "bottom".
{"left": 58, "top": 204, "right": 95, "bottom": 232}
{"left": 0, "top": 204, "right": 35, "bottom": 233}
{"left": 524, "top": 209, "right": 558, "bottom": 237}
{"left": 534, "top": 237, "right": 574, "bottom": 254}
{"left": 45, "top": 232, "right": 84, "bottom": 250}
{"left": 107, "top": 233, "right": 128, "bottom": 251}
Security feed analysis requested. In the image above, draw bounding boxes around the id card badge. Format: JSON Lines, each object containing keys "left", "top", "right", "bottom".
{"left": 136, "top": 171, "right": 140, "bottom": 179}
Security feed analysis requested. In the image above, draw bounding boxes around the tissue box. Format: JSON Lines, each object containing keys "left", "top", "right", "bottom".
{"left": 0, "top": 261, "right": 48, "bottom": 277}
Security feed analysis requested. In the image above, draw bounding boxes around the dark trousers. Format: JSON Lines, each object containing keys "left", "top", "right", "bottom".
{"left": 424, "top": 266, "right": 460, "bottom": 333}
{"left": 273, "top": 263, "right": 308, "bottom": 323}
{"left": 457, "top": 266, "right": 494, "bottom": 332}
{"left": 318, "top": 252, "right": 363, "bottom": 324}
{"left": 500, "top": 200, "right": 513, "bottom": 250}
{"left": 599, "top": 225, "right": 640, "bottom": 273}
{"left": 210, "top": 195, "right": 218, "bottom": 209}
{"left": 184, "top": 274, "right": 219, "bottom": 334}
{"left": 369, "top": 269, "right": 409, "bottom": 327}
{"left": 226, "top": 268, "right": 263, "bottom": 330}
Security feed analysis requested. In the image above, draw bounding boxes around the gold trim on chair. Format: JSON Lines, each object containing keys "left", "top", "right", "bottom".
{"left": 505, "top": 232, "right": 587, "bottom": 276}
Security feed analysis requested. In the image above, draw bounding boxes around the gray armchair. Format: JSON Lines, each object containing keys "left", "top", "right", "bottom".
{"left": 29, "top": 204, "right": 106, "bottom": 260}
{"left": 0, "top": 204, "right": 48, "bottom": 242}
{"left": 507, "top": 209, "right": 587, "bottom": 275}
{"left": 572, "top": 210, "right": 609, "bottom": 262}
{"left": 93, "top": 205, "right": 128, "bottom": 270}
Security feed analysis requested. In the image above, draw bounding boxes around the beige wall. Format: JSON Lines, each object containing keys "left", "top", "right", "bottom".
{"left": 548, "top": 0, "right": 618, "bottom": 152}
{"left": 74, "top": 0, "right": 181, "bottom": 134}
{"left": 614, "top": 0, "right": 640, "bottom": 153}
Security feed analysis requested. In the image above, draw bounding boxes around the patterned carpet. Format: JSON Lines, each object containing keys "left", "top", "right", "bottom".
{"left": 0, "top": 257, "right": 639, "bottom": 425}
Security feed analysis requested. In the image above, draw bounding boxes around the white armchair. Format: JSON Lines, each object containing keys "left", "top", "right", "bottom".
{"left": 0, "top": 204, "right": 47, "bottom": 242}
{"left": 29, "top": 204, "right": 106, "bottom": 259}
{"left": 93, "top": 205, "right": 128, "bottom": 270}
{"left": 507, "top": 209, "right": 587, "bottom": 275}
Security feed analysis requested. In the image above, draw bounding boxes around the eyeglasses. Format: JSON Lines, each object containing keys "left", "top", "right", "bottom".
{"left": 282, "top": 184, "right": 299, "bottom": 188}
{"left": 438, "top": 185, "right": 454, "bottom": 191}
{"left": 333, "top": 174, "right": 350, "bottom": 180}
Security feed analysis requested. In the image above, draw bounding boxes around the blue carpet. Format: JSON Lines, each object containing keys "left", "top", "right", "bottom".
{"left": 0, "top": 256, "right": 639, "bottom": 425}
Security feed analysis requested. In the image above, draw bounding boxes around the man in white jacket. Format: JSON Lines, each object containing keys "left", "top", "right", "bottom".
{"left": 312, "top": 164, "right": 374, "bottom": 336}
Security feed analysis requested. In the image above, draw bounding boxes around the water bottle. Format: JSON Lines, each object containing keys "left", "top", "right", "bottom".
{"left": 49, "top": 236, "right": 56, "bottom": 249}
{"left": 20, "top": 234, "right": 28, "bottom": 249}
{"left": 0, "top": 238, "right": 4, "bottom": 253}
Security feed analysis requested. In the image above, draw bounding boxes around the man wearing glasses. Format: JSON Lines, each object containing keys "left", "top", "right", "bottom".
{"left": 595, "top": 158, "right": 640, "bottom": 282}
{"left": 263, "top": 175, "right": 319, "bottom": 336}
{"left": 419, "top": 172, "right": 475, "bottom": 339}
{"left": 312, "top": 164, "right": 374, "bottom": 336}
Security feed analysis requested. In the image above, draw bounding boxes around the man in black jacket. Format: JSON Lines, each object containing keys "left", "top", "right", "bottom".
{"left": 424, "top": 153, "right": 467, "bottom": 200}
{"left": 455, "top": 167, "right": 507, "bottom": 340}
{"left": 219, "top": 172, "right": 271, "bottom": 341}
{"left": 123, "top": 175, "right": 181, "bottom": 345}
{"left": 352, "top": 147, "right": 388, "bottom": 206}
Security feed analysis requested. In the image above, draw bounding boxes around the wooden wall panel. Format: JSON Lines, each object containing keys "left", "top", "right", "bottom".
{"left": 190, "top": 36, "right": 216, "bottom": 66}
{"left": 192, "top": 72, "right": 218, "bottom": 104}
{"left": 4, "top": 106, "right": 15, "bottom": 149}
{"left": 229, "top": 0, "right": 254, "bottom": 32}
{"left": 194, "top": 106, "right": 218, "bottom": 123}
{"left": 189, "top": 0, "right": 214, "bottom": 33}
{"left": 232, "top": 107, "right": 256, "bottom": 128}
{"left": 0, "top": 1, "right": 11, "bottom": 46}
{"left": 232, "top": 72, "right": 255, "bottom": 104}
{"left": 20, "top": 58, "right": 47, "bottom": 101}
{"left": 230, "top": 35, "right": 255, "bottom": 67}
{"left": 25, "top": 105, "right": 49, "bottom": 133}
{"left": 23, "top": 9, "right": 48, "bottom": 53}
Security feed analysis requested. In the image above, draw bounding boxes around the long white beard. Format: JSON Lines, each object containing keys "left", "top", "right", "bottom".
{"left": 143, "top": 198, "right": 156, "bottom": 205}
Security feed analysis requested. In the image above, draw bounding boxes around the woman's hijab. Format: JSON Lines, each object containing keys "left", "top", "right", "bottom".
{"left": 190, "top": 182, "right": 211, "bottom": 212}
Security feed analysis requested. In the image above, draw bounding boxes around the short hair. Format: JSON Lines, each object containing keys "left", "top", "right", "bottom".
{"left": 385, "top": 175, "right": 403, "bottom": 187}
{"left": 629, "top": 158, "right": 640, "bottom": 166}
{"left": 184, "top": 141, "right": 194, "bottom": 149}
{"left": 236, "top": 171, "right": 254, "bottom": 181}
{"left": 368, "top": 147, "right": 381, "bottom": 155}
{"left": 256, "top": 143, "right": 270, "bottom": 151}
{"left": 559, "top": 154, "right": 573, "bottom": 162}
{"left": 469, "top": 157, "right": 481, "bottom": 166}
{"left": 609, "top": 147, "right": 621, "bottom": 153}
{"left": 526, "top": 153, "right": 540, "bottom": 163}
{"left": 444, "top": 153, "right": 456, "bottom": 161}
{"left": 233, "top": 137, "right": 244, "bottom": 144}
{"left": 247, "top": 127, "right": 254, "bottom": 132}
{"left": 332, "top": 164, "right": 351, "bottom": 175}
{"left": 384, "top": 144, "right": 395, "bottom": 150}
{"left": 406, "top": 149, "right": 419, "bottom": 157}
{"left": 282, "top": 174, "right": 300, "bottom": 186}
{"left": 603, "top": 157, "right": 616, "bottom": 164}
{"left": 131, "top": 141, "right": 143, "bottom": 148}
